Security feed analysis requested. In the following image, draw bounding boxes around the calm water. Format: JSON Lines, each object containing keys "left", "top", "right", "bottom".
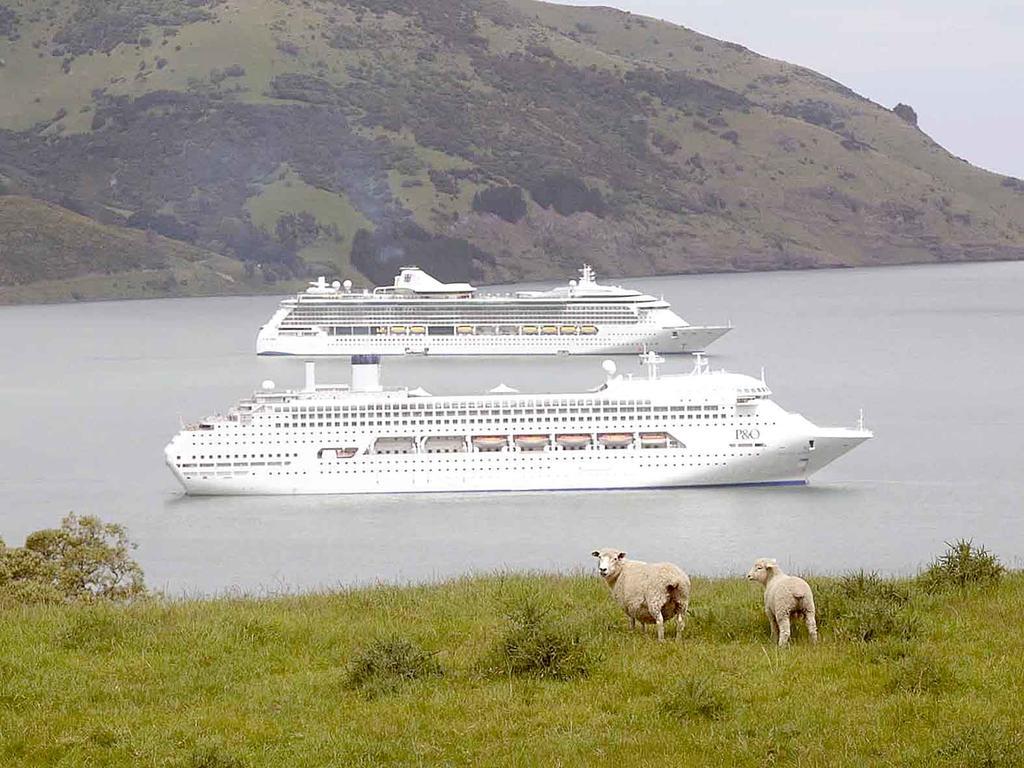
{"left": 1, "top": 262, "right": 1022, "bottom": 593}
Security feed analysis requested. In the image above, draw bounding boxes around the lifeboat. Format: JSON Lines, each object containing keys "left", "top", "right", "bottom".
{"left": 472, "top": 435, "right": 507, "bottom": 451}
{"left": 390, "top": 325, "right": 407, "bottom": 334}
{"left": 556, "top": 434, "right": 591, "bottom": 449}
{"left": 456, "top": 325, "right": 475, "bottom": 335}
{"left": 409, "top": 326, "right": 426, "bottom": 334}
{"left": 580, "top": 325, "right": 598, "bottom": 335}
{"left": 515, "top": 434, "right": 549, "bottom": 451}
{"left": 640, "top": 432, "right": 669, "bottom": 448}
{"left": 424, "top": 436, "right": 467, "bottom": 453}
{"left": 317, "top": 447, "right": 359, "bottom": 459}
{"left": 560, "top": 325, "right": 578, "bottom": 335}
{"left": 522, "top": 326, "right": 538, "bottom": 335}
{"left": 373, "top": 437, "right": 416, "bottom": 454}
{"left": 541, "top": 325, "right": 558, "bottom": 335}
{"left": 598, "top": 433, "right": 634, "bottom": 449}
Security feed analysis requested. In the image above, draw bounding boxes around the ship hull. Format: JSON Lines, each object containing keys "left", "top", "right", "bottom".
{"left": 167, "top": 431, "right": 868, "bottom": 497}
{"left": 255, "top": 325, "right": 731, "bottom": 356}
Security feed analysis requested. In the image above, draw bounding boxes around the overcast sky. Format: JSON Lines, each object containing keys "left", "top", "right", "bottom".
{"left": 569, "top": 0, "right": 1024, "bottom": 179}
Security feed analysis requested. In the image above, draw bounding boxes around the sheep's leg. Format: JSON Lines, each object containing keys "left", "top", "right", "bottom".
{"left": 629, "top": 616, "right": 637, "bottom": 631}
{"left": 776, "top": 612, "right": 792, "bottom": 647}
{"left": 653, "top": 606, "right": 666, "bottom": 641}
{"left": 767, "top": 609, "right": 779, "bottom": 642}
{"left": 675, "top": 601, "right": 687, "bottom": 641}
{"left": 805, "top": 609, "right": 818, "bottom": 644}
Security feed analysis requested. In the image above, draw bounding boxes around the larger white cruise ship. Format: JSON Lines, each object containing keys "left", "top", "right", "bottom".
{"left": 165, "top": 353, "right": 871, "bottom": 496}
{"left": 256, "top": 265, "right": 730, "bottom": 356}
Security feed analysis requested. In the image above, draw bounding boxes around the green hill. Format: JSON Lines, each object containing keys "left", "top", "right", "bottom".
{"left": 1, "top": 0, "right": 1023, "bottom": 300}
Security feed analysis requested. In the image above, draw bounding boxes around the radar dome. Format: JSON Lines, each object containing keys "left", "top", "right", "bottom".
{"left": 331, "top": 280, "right": 341, "bottom": 289}
{"left": 261, "top": 380, "right": 275, "bottom": 390}
{"left": 602, "top": 360, "right": 617, "bottom": 376}
{"left": 569, "top": 279, "right": 577, "bottom": 288}
{"left": 342, "top": 279, "right": 353, "bottom": 290}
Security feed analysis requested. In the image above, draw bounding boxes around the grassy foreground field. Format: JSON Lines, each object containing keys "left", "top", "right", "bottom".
{"left": 2, "top": 564, "right": 1023, "bottom": 767}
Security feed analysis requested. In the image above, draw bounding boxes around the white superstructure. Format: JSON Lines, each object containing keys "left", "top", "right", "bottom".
{"left": 256, "top": 265, "right": 730, "bottom": 356}
{"left": 165, "top": 354, "right": 871, "bottom": 496}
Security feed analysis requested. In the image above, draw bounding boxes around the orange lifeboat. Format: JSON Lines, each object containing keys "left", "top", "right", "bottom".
{"left": 556, "top": 434, "right": 591, "bottom": 449}
{"left": 472, "top": 435, "right": 507, "bottom": 451}
{"left": 640, "top": 432, "right": 669, "bottom": 448}
{"left": 515, "top": 434, "right": 549, "bottom": 451}
{"left": 598, "top": 433, "right": 634, "bottom": 449}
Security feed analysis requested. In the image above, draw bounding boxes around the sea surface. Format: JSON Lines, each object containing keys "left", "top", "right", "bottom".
{"left": 1, "top": 261, "right": 1022, "bottom": 594}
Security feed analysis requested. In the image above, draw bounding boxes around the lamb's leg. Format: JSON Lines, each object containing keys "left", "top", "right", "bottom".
{"left": 654, "top": 609, "right": 665, "bottom": 641}
{"left": 776, "top": 611, "right": 792, "bottom": 647}
{"left": 675, "top": 601, "right": 687, "bottom": 641}
{"left": 805, "top": 609, "right": 818, "bottom": 645}
{"left": 767, "top": 609, "right": 779, "bottom": 642}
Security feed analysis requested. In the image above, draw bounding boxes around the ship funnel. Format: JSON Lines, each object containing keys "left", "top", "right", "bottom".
{"left": 352, "top": 354, "right": 383, "bottom": 392}
{"left": 304, "top": 361, "right": 317, "bottom": 391}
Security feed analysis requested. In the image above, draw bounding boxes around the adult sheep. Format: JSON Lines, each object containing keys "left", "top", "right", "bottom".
{"left": 747, "top": 557, "right": 818, "bottom": 647}
{"left": 591, "top": 548, "right": 690, "bottom": 641}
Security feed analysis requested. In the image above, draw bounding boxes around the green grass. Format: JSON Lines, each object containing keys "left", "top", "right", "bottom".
{"left": 2, "top": 570, "right": 1023, "bottom": 766}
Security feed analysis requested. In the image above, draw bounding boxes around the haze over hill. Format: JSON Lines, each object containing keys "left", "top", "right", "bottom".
{"left": 1, "top": 0, "right": 1023, "bottom": 302}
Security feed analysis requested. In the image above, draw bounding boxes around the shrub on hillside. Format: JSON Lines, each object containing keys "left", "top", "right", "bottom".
{"left": 661, "top": 676, "right": 732, "bottom": 721}
{"left": 483, "top": 600, "right": 591, "bottom": 680}
{"left": 527, "top": 173, "right": 605, "bottom": 217}
{"left": 345, "top": 637, "right": 442, "bottom": 698}
{"left": 472, "top": 185, "right": 527, "bottom": 223}
{"left": 0, "top": 513, "right": 145, "bottom": 605}
{"left": 918, "top": 539, "right": 1004, "bottom": 593}
{"left": 814, "top": 570, "right": 917, "bottom": 642}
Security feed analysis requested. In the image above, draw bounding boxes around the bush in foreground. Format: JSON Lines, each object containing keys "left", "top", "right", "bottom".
{"left": 484, "top": 600, "right": 591, "bottom": 680}
{"left": 345, "top": 636, "right": 443, "bottom": 698}
{"left": 918, "top": 539, "right": 1004, "bottom": 592}
{"left": 0, "top": 513, "right": 145, "bottom": 605}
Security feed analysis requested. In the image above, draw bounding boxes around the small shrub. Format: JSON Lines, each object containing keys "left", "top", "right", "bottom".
{"left": 883, "top": 646, "right": 953, "bottom": 695}
{"left": 472, "top": 185, "right": 527, "bottom": 223}
{"left": 484, "top": 601, "right": 590, "bottom": 680}
{"left": 345, "top": 637, "right": 442, "bottom": 697}
{"left": 938, "top": 723, "right": 1024, "bottom": 767}
{"left": 919, "top": 540, "right": 1004, "bottom": 592}
{"left": 661, "top": 676, "right": 731, "bottom": 721}
{"left": 814, "top": 571, "right": 917, "bottom": 643}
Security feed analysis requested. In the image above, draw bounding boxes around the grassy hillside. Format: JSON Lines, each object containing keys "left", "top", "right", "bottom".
{"left": 0, "top": 196, "right": 296, "bottom": 302}
{"left": 1, "top": 568, "right": 1022, "bottom": 766}
{"left": 1, "top": 0, "right": 1023, "bottom": 301}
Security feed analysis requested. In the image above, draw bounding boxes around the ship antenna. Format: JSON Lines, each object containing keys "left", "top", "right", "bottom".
{"left": 858, "top": 408, "right": 865, "bottom": 431}
{"left": 639, "top": 347, "right": 664, "bottom": 380}
{"left": 760, "top": 366, "right": 766, "bottom": 384}
{"left": 692, "top": 351, "right": 708, "bottom": 375}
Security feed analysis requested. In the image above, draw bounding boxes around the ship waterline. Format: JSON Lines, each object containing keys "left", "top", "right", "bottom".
{"left": 256, "top": 265, "right": 730, "bottom": 356}
{"left": 164, "top": 354, "right": 871, "bottom": 497}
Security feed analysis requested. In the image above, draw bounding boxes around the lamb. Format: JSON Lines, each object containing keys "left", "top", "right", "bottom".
{"left": 747, "top": 558, "right": 818, "bottom": 647}
{"left": 591, "top": 548, "right": 691, "bottom": 641}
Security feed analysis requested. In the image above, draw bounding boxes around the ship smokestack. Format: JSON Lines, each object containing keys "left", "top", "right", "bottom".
{"left": 304, "top": 361, "right": 316, "bottom": 391}
{"left": 351, "top": 354, "right": 382, "bottom": 392}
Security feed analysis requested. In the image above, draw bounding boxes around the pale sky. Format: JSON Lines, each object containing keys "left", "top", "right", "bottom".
{"left": 569, "top": 0, "right": 1024, "bottom": 179}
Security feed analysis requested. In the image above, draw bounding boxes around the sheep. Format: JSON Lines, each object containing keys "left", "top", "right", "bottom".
{"left": 591, "top": 548, "right": 690, "bottom": 641}
{"left": 747, "top": 558, "right": 818, "bottom": 647}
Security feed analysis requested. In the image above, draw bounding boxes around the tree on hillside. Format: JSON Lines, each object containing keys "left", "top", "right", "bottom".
{"left": 0, "top": 513, "right": 145, "bottom": 604}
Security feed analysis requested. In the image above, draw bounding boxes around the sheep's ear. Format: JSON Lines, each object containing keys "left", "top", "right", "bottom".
{"left": 591, "top": 550, "right": 600, "bottom": 558}
{"left": 617, "top": 551, "right": 626, "bottom": 560}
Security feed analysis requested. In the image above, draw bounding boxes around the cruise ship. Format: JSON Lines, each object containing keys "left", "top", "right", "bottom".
{"left": 164, "top": 353, "right": 872, "bottom": 496}
{"left": 255, "top": 265, "right": 730, "bottom": 356}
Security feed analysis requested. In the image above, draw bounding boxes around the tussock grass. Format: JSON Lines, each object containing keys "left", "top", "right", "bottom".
{"left": 919, "top": 539, "right": 1005, "bottom": 593}
{"left": 0, "top": 563, "right": 1022, "bottom": 766}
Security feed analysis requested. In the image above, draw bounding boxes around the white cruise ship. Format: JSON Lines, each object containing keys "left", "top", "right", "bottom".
{"left": 255, "top": 265, "right": 730, "bottom": 356}
{"left": 165, "top": 353, "right": 871, "bottom": 496}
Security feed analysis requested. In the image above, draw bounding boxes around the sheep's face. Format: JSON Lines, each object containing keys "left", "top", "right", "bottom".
{"left": 747, "top": 558, "right": 777, "bottom": 586}
{"left": 592, "top": 548, "right": 626, "bottom": 579}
